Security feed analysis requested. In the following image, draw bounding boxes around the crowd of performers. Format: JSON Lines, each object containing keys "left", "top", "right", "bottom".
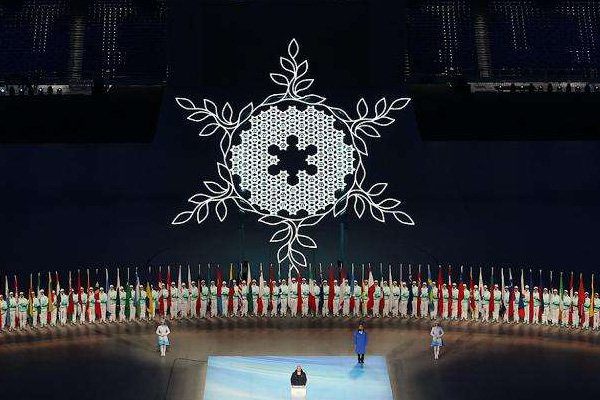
{"left": 1, "top": 263, "right": 599, "bottom": 332}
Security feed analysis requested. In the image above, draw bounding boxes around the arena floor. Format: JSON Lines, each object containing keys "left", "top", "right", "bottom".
{"left": 1, "top": 317, "right": 599, "bottom": 400}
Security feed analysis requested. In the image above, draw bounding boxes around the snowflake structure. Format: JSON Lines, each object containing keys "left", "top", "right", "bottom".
{"left": 230, "top": 105, "right": 355, "bottom": 216}
{"left": 173, "top": 39, "right": 414, "bottom": 268}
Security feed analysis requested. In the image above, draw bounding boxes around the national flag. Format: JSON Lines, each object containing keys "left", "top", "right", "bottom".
{"left": 14, "top": 275, "right": 19, "bottom": 326}
{"left": 489, "top": 267, "right": 495, "bottom": 318}
{"left": 77, "top": 270, "right": 82, "bottom": 320}
{"left": 590, "top": 274, "right": 595, "bottom": 327}
{"left": 427, "top": 265, "right": 434, "bottom": 315}
{"left": 478, "top": 267, "right": 484, "bottom": 312}
{"left": 447, "top": 265, "right": 452, "bottom": 316}
{"left": 257, "top": 264, "right": 264, "bottom": 315}
{"left": 528, "top": 269, "right": 534, "bottom": 323}
{"left": 507, "top": 268, "right": 514, "bottom": 320}
{"left": 67, "top": 271, "right": 75, "bottom": 321}
{"left": 166, "top": 266, "right": 172, "bottom": 313}
{"left": 500, "top": 267, "right": 506, "bottom": 317}
{"left": 178, "top": 265, "right": 183, "bottom": 317}
{"left": 458, "top": 266, "right": 464, "bottom": 317}
{"left": 146, "top": 277, "right": 153, "bottom": 318}
{"left": 5, "top": 275, "right": 11, "bottom": 327}
{"left": 308, "top": 264, "right": 316, "bottom": 313}
{"left": 124, "top": 279, "right": 132, "bottom": 320}
{"left": 47, "top": 272, "right": 53, "bottom": 325}
{"left": 319, "top": 264, "right": 325, "bottom": 314}
{"left": 158, "top": 266, "right": 165, "bottom": 316}
{"left": 518, "top": 269, "right": 525, "bottom": 320}
{"left": 578, "top": 273, "right": 585, "bottom": 325}
{"left": 196, "top": 264, "right": 202, "bottom": 316}
{"left": 27, "top": 273, "right": 34, "bottom": 324}
{"left": 366, "top": 264, "right": 375, "bottom": 313}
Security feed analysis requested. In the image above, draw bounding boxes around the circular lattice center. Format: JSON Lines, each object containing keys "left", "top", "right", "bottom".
{"left": 230, "top": 105, "right": 355, "bottom": 215}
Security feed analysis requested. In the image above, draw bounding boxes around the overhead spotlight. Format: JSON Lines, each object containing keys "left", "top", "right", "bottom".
{"left": 0, "top": 87, "right": 5, "bottom": 95}
{"left": 57, "top": 88, "right": 63, "bottom": 95}
{"left": 19, "top": 87, "right": 24, "bottom": 95}
{"left": 38, "top": 87, "right": 44, "bottom": 94}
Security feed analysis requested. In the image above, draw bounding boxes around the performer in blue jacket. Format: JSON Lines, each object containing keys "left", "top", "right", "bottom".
{"left": 353, "top": 323, "right": 368, "bottom": 364}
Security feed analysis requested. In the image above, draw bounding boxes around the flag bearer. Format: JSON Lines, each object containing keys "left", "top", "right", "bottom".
{"left": 259, "top": 281, "right": 269, "bottom": 317}
{"left": 139, "top": 284, "right": 147, "bottom": 319}
{"left": 572, "top": 291, "right": 580, "bottom": 328}
{"left": 451, "top": 283, "right": 459, "bottom": 320}
{"left": 492, "top": 284, "right": 501, "bottom": 322}
{"left": 180, "top": 283, "right": 189, "bottom": 318}
{"left": 373, "top": 281, "right": 382, "bottom": 317}
{"left": 333, "top": 280, "right": 341, "bottom": 317}
{"left": 352, "top": 281, "right": 362, "bottom": 317}
{"left": 209, "top": 281, "right": 218, "bottom": 318}
{"left": 190, "top": 281, "right": 199, "bottom": 318}
{"left": 118, "top": 286, "right": 127, "bottom": 322}
{"left": 461, "top": 284, "right": 470, "bottom": 321}
{"left": 390, "top": 281, "right": 400, "bottom": 317}
{"left": 271, "top": 280, "right": 280, "bottom": 317}
{"left": 342, "top": 279, "right": 351, "bottom": 317}
{"left": 39, "top": 289, "right": 48, "bottom": 328}
{"left": 8, "top": 292, "right": 17, "bottom": 329}
{"left": 239, "top": 280, "right": 248, "bottom": 317}
{"left": 420, "top": 283, "right": 429, "bottom": 318}
{"left": 200, "top": 281, "right": 209, "bottom": 318}
{"left": 18, "top": 292, "right": 28, "bottom": 329}
{"left": 481, "top": 285, "right": 490, "bottom": 322}
{"left": 502, "top": 287, "right": 511, "bottom": 323}
{"left": 542, "top": 288, "right": 550, "bottom": 324}
{"left": 289, "top": 278, "right": 298, "bottom": 317}
{"left": 583, "top": 292, "right": 591, "bottom": 329}
{"left": 471, "top": 285, "right": 480, "bottom": 321}
{"left": 382, "top": 281, "right": 391, "bottom": 316}
{"left": 88, "top": 287, "right": 96, "bottom": 323}
{"left": 410, "top": 282, "right": 419, "bottom": 317}
{"left": 558, "top": 289, "right": 568, "bottom": 326}
{"left": 50, "top": 290, "right": 58, "bottom": 326}
{"left": 59, "top": 289, "right": 68, "bottom": 325}
{"left": 533, "top": 286, "right": 540, "bottom": 323}
{"left": 300, "top": 278, "right": 308, "bottom": 317}
{"left": 170, "top": 283, "right": 179, "bottom": 318}
{"left": 0, "top": 294, "right": 6, "bottom": 331}
{"left": 31, "top": 290, "right": 39, "bottom": 328}
{"left": 321, "top": 280, "right": 329, "bottom": 317}
{"left": 399, "top": 282, "right": 409, "bottom": 317}
{"left": 99, "top": 287, "right": 107, "bottom": 322}
{"left": 279, "top": 279, "right": 288, "bottom": 316}
{"left": 593, "top": 293, "right": 600, "bottom": 330}
{"left": 151, "top": 285, "right": 159, "bottom": 320}
{"left": 250, "top": 279, "right": 259, "bottom": 316}
{"left": 108, "top": 285, "right": 117, "bottom": 322}
{"left": 522, "top": 286, "right": 531, "bottom": 324}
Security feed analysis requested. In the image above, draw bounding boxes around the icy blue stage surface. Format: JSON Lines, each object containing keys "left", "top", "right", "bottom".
{"left": 203, "top": 356, "right": 393, "bottom": 400}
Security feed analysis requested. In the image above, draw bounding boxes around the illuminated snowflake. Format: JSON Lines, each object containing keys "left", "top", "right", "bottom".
{"left": 173, "top": 39, "right": 414, "bottom": 267}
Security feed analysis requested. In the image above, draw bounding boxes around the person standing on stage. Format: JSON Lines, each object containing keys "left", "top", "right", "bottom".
{"left": 50, "top": 290, "right": 58, "bottom": 326}
{"left": 8, "top": 292, "right": 17, "bottom": 329}
{"left": 502, "top": 286, "right": 511, "bottom": 323}
{"left": 180, "top": 283, "right": 189, "bottom": 318}
{"left": 39, "top": 289, "right": 49, "bottom": 328}
{"left": 594, "top": 293, "right": 600, "bottom": 330}
{"left": 190, "top": 281, "right": 198, "bottom": 318}
{"left": 290, "top": 365, "right": 307, "bottom": 387}
{"left": 461, "top": 284, "right": 470, "bottom": 321}
{"left": 373, "top": 280, "right": 382, "bottom": 317}
{"left": 572, "top": 291, "right": 580, "bottom": 328}
{"left": 0, "top": 294, "right": 6, "bottom": 331}
{"left": 138, "top": 284, "right": 147, "bottom": 320}
{"left": 156, "top": 319, "right": 171, "bottom": 357}
{"left": 533, "top": 286, "right": 540, "bottom": 324}
{"left": 271, "top": 279, "right": 280, "bottom": 317}
{"left": 260, "top": 281, "right": 270, "bottom": 317}
{"left": 17, "top": 292, "right": 28, "bottom": 329}
{"left": 492, "top": 284, "right": 501, "bottom": 322}
{"left": 221, "top": 281, "right": 230, "bottom": 317}
{"left": 99, "top": 287, "right": 107, "bottom": 322}
{"left": 321, "top": 280, "right": 329, "bottom": 317}
{"left": 583, "top": 292, "right": 591, "bottom": 329}
{"left": 118, "top": 286, "right": 126, "bottom": 322}
{"left": 170, "top": 283, "right": 179, "bottom": 319}
{"left": 450, "top": 283, "right": 459, "bottom": 320}
{"left": 279, "top": 279, "right": 288, "bottom": 317}
{"left": 430, "top": 321, "right": 444, "bottom": 360}
{"left": 200, "top": 280, "right": 209, "bottom": 318}
{"left": 31, "top": 290, "right": 39, "bottom": 328}
{"left": 542, "top": 287, "right": 550, "bottom": 324}
{"left": 397, "top": 282, "right": 406, "bottom": 317}
{"left": 342, "top": 279, "right": 351, "bottom": 317}
{"left": 471, "top": 285, "right": 480, "bottom": 321}
{"left": 391, "top": 281, "right": 400, "bottom": 317}
{"left": 88, "top": 287, "right": 96, "bottom": 323}
{"left": 301, "top": 278, "right": 309, "bottom": 317}
{"left": 482, "top": 285, "right": 490, "bottom": 322}
{"left": 239, "top": 280, "right": 248, "bottom": 317}
{"left": 382, "top": 281, "right": 391, "bottom": 317}
{"left": 333, "top": 280, "right": 341, "bottom": 317}
{"left": 353, "top": 323, "right": 368, "bottom": 364}
{"left": 289, "top": 277, "right": 298, "bottom": 317}
{"left": 209, "top": 281, "right": 218, "bottom": 318}
{"left": 108, "top": 285, "right": 117, "bottom": 322}
{"left": 557, "top": 289, "right": 568, "bottom": 326}
{"left": 352, "top": 281, "right": 361, "bottom": 317}
{"left": 420, "top": 283, "right": 429, "bottom": 319}
{"left": 250, "top": 279, "right": 259, "bottom": 316}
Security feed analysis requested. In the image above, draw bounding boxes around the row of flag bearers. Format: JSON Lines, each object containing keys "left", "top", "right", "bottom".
{"left": 1, "top": 264, "right": 599, "bottom": 331}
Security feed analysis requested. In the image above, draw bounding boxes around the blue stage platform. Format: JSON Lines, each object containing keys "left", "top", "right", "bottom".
{"left": 203, "top": 355, "right": 394, "bottom": 400}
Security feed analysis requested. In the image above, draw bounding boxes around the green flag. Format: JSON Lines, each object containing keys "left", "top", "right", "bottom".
{"left": 246, "top": 263, "right": 253, "bottom": 314}
{"left": 125, "top": 285, "right": 131, "bottom": 319}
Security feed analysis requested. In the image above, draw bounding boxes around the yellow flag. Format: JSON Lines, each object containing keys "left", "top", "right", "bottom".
{"left": 146, "top": 282, "right": 154, "bottom": 315}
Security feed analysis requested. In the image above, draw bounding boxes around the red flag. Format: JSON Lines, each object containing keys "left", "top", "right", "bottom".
{"left": 166, "top": 266, "right": 172, "bottom": 311}
{"left": 328, "top": 265, "right": 335, "bottom": 313}
{"left": 508, "top": 270, "right": 515, "bottom": 320}
{"left": 447, "top": 266, "right": 453, "bottom": 316}
{"left": 95, "top": 288, "right": 101, "bottom": 319}
{"left": 366, "top": 266, "right": 375, "bottom": 312}
{"left": 308, "top": 265, "right": 316, "bottom": 313}
{"left": 297, "top": 271, "right": 303, "bottom": 315}
{"left": 568, "top": 271, "right": 574, "bottom": 325}
{"left": 437, "top": 266, "right": 443, "bottom": 317}
{"left": 489, "top": 268, "right": 495, "bottom": 318}
{"left": 257, "top": 265, "right": 264, "bottom": 315}
{"left": 578, "top": 273, "right": 585, "bottom": 326}
{"left": 216, "top": 266, "right": 223, "bottom": 297}
{"left": 458, "top": 267, "right": 464, "bottom": 317}
{"left": 229, "top": 264, "right": 235, "bottom": 314}
{"left": 67, "top": 271, "right": 75, "bottom": 319}
{"left": 14, "top": 275, "right": 19, "bottom": 326}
